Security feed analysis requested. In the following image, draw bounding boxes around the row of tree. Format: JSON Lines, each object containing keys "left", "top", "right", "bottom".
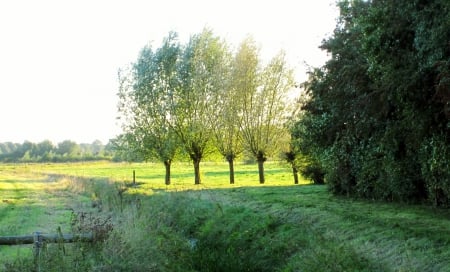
{"left": 0, "top": 140, "right": 114, "bottom": 162}
{"left": 116, "top": 29, "right": 295, "bottom": 185}
{"left": 293, "top": 0, "right": 449, "bottom": 205}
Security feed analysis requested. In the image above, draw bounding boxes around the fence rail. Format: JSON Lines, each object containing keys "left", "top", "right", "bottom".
{"left": 1, "top": 232, "right": 94, "bottom": 271}
{"left": 0, "top": 232, "right": 93, "bottom": 245}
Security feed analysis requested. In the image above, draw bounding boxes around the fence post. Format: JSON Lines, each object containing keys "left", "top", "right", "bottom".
{"left": 33, "top": 231, "right": 43, "bottom": 271}
{"left": 133, "top": 170, "right": 136, "bottom": 186}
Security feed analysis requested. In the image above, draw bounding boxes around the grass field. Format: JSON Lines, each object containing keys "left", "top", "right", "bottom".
{"left": 1, "top": 161, "right": 449, "bottom": 271}
{"left": 25, "top": 160, "right": 305, "bottom": 188}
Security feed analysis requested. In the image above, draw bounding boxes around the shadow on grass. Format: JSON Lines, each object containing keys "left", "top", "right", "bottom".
{"left": 121, "top": 183, "right": 450, "bottom": 271}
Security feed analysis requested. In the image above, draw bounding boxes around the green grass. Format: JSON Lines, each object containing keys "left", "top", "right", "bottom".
{"left": 22, "top": 160, "right": 304, "bottom": 187}
{"left": 0, "top": 169, "right": 92, "bottom": 264}
{"left": 1, "top": 162, "right": 449, "bottom": 271}
{"left": 200, "top": 186, "right": 450, "bottom": 271}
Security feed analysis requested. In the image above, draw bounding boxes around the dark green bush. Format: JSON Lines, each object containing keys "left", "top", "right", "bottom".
{"left": 300, "top": 162, "right": 325, "bottom": 185}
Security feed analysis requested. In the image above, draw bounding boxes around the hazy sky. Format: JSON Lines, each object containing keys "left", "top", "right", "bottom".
{"left": 0, "top": 0, "right": 338, "bottom": 144}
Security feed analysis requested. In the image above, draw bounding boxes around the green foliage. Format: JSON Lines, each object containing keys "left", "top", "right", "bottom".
{"left": 174, "top": 29, "right": 230, "bottom": 184}
{"left": 300, "top": 161, "right": 325, "bottom": 185}
{"left": 116, "top": 32, "right": 181, "bottom": 181}
{"left": 419, "top": 133, "right": 450, "bottom": 206}
{"left": 234, "top": 38, "right": 295, "bottom": 183}
{"left": 117, "top": 30, "right": 295, "bottom": 185}
{"left": 0, "top": 140, "right": 112, "bottom": 163}
{"left": 294, "top": 0, "right": 450, "bottom": 204}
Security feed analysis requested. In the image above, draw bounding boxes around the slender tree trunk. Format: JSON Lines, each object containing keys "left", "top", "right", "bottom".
{"left": 164, "top": 160, "right": 171, "bottom": 185}
{"left": 292, "top": 165, "right": 299, "bottom": 184}
{"left": 193, "top": 158, "right": 201, "bottom": 185}
{"left": 257, "top": 159, "right": 265, "bottom": 184}
{"left": 227, "top": 157, "right": 235, "bottom": 184}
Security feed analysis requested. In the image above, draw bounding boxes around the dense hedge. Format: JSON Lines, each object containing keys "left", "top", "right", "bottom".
{"left": 294, "top": 0, "right": 449, "bottom": 205}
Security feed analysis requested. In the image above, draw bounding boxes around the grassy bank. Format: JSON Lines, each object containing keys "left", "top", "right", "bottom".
{"left": 1, "top": 162, "right": 449, "bottom": 271}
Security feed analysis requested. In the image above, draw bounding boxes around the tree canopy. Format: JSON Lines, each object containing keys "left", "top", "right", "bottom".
{"left": 0, "top": 140, "right": 112, "bottom": 162}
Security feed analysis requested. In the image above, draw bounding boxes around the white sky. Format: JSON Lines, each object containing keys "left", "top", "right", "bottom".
{"left": 0, "top": 0, "right": 338, "bottom": 144}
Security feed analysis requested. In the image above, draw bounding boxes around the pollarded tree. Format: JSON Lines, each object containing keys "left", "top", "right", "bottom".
{"left": 173, "top": 29, "right": 230, "bottom": 184}
{"left": 230, "top": 37, "right": 260, "bottom": 181}
{"left": 236, "top": 42, "right": 295, "bottom": 183}
{"left": 207, "top": 43, "right": 243, "bottom": 184}
{"left": 117, "top": 32, "right": 181, "bottom": 185}
{"left": 209, "top": 90, "right": 244, "bottom": 184}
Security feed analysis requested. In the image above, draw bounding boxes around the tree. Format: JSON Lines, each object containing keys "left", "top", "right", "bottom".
{"left": 117, "top": 32, "right": 181, "bottom": 185}
{"left": 280, "top": 133, "right": 302, "bottom": 184}
{"left": 56, "top": 140, "right": 79, "bottom": 158}
{"left": 208, "top": 41, "right": 242, "bottom": 184}
{"left": 17, "top": 141, "right": 36, "bottom": 161}
{"left": 90, "top": 140, "right": 104, "bottom": 156}
{"left": 118, "top": 30, "right": 294, "bottom": 185}
{"left": 230, "top": 37, "right": 260, "bottom": 180}
{"left": 236, "top": 41, "right": 295, "bottom": 183}
{"left": 35, "top": 140, "right": 55, "bottom": 161}
{"left": 173, "top": 29, "right": 230, "bottom": 184}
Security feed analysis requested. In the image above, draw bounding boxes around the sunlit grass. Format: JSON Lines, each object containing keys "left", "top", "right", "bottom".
{"left": 0, "top": 167, "right": 93, "bottom": 262}
{"left": 22, "top": 160, "right": 309, "bottom": 189}
{"left": 0, "top": 161, "right": 304, "bottom": 262}
{"left": 2, "top": 162, "right": 449, "bottom": 270}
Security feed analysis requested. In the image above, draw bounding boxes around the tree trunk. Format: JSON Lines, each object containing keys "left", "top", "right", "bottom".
{"left": 292, "top": 165, "right": 299, "bottom": 184}
{"left": 164, "top": 160, "right": 171, "bottom": 185}
{"left": 257, "top": 159, "right": 265, "bottom": 184}
{"left": 227, "top": 157, "right": 235, "bottom": 184}
{"left": 193, "top": 159, "right": 201, "bottom": 185}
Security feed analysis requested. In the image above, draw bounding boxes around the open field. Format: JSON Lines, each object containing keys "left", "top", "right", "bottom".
{"left": 25, "top": 160, "right": 305, "bottom": 188}
{"left": 1, "top": 162, "right": 449, "bottom": 271}
{"left": 0, "top": 166, "right": 94, "bottom": 264}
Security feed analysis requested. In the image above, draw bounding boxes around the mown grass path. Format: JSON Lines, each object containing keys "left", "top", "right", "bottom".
{"left": 182, "top": 185, "right": 450, "bottom": 271}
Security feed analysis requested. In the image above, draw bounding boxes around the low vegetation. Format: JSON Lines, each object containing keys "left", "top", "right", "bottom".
{"left": 0, "top": 140, "right": 113, "bottom": 163}
{"left": 1, "top": 162, "right": 449, "bottom": 271}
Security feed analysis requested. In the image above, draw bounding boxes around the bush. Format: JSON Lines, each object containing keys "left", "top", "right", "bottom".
{"left": 300, "top": 162, "right": 325, "bottom": 185}
{"left": 420, "top": 134, "right": 450, "bottom": 206}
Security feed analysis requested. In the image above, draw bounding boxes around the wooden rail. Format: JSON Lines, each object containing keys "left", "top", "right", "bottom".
{"left": 0, "top": 232, "right": 93, "bottom": 245}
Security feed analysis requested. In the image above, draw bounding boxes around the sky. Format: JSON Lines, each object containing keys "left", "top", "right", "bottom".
{"left": 0, "top": 0, "right": 338, "bottom": 144}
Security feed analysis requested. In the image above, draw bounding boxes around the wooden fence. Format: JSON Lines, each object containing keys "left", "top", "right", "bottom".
{"left": 0, "top": 232, "right": 93, "bottom": 270}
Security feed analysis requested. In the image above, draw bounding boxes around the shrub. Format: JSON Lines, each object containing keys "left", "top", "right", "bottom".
{"left": 420, "top": 134, "right": 450, "bottom": 206}
{"left": 300, "top": 162, "right": 325, "bottom": 185}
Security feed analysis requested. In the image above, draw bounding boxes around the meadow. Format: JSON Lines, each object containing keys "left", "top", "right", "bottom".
{"left": 1, "top": 161, "right": 449, "bottom": 271}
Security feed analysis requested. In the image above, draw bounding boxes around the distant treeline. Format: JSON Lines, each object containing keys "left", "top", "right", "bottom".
{"left": 0, "top": 140, "right": 117, "bottom": 163}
